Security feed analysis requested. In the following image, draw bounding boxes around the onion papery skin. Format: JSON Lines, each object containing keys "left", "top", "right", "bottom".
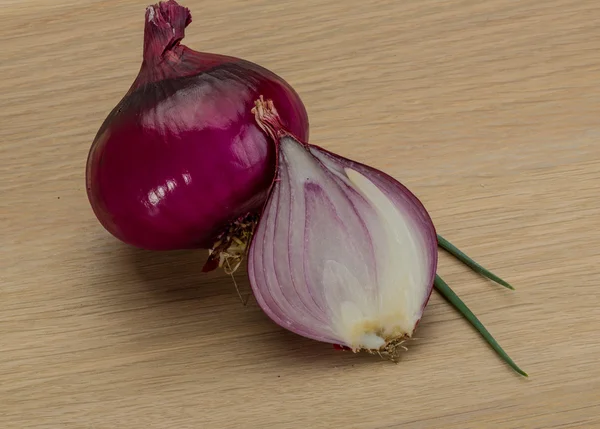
{"left": 247, "top": 100, "right": 438, "bottom": 354}
{"left": 86, "top": 0, "right": 309, "bottom": 250}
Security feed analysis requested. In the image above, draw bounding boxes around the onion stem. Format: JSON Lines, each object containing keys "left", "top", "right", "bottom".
{"left": 433, "top": 274, "right": 528, "bottom": 377}
{"left": 437, "top": 234, "right": 514, "bottom": 290}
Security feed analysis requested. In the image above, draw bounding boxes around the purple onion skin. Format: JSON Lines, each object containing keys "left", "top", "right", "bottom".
{"left": 86, "top": 0, "right": 309, "bottom": 250}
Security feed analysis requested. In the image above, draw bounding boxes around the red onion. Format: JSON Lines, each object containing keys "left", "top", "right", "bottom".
{"left": 84, "top": 1, "right": 526, "bottom": 375}
{"left": 247, "top": 98, "right": 438, "bottom": 357}
{"left": 86, "top": 0, "right": 308, "bottom": 251}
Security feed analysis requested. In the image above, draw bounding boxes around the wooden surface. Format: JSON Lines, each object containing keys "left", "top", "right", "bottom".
{"left": 2, "top": 1, "right": 600, "bottom": 427}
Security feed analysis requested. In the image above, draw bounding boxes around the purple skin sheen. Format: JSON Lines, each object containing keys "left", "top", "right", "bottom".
{"left": 85, "top": 0, "right": 309, "bottom": 250}
{"left": 247, "top": 138, "right": 437, "bottom": 346}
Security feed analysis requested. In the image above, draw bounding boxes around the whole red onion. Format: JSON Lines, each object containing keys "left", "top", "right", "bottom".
{"left": 86, "top": 0, "right": 308, "bottom": 250}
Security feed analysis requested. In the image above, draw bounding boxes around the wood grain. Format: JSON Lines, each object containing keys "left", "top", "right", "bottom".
{"left": 2, "top": 0, "right": 599, "bottom": 427}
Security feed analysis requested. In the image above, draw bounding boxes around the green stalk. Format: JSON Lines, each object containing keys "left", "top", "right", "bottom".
{"left": 433, "top": 274, "right": 527, "bottom": 377}
{"left": 437, "top": 234, "right": 514, "bottom": 290}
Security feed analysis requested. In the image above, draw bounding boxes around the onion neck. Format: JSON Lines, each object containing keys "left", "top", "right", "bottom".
{"left": 133, "top": 1, "right": 241, "bottom": 89}
{"left": 143, "top": 1, "right": 191, "bottom": 65}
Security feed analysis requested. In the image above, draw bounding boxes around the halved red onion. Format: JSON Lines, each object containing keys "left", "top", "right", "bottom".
{"left": 247, "top": 99, "right": 438, "bottom": 356}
